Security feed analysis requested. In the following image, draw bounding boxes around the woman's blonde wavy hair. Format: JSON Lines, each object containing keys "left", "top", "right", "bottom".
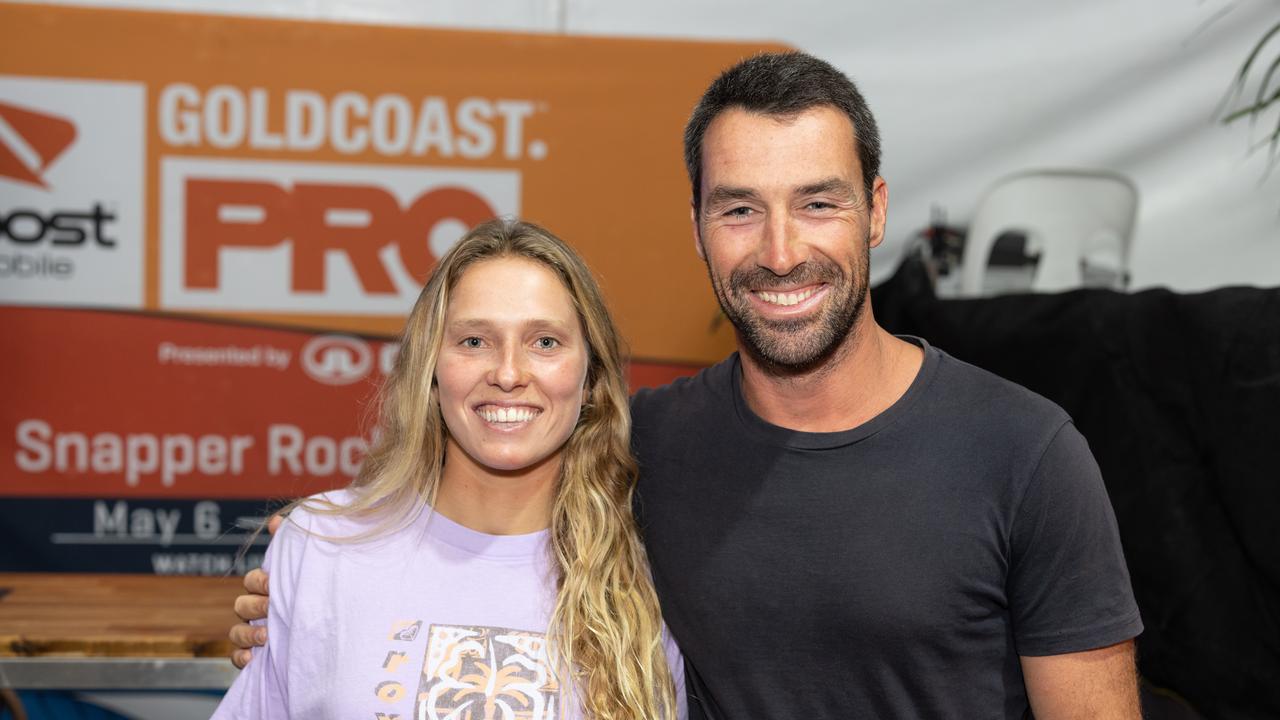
{"left": 305, "top": 217, "right": 675, "bottom": 720}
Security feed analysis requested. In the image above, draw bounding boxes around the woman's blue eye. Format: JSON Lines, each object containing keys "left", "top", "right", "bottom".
{"left": 462, "top": 337, "right": 483, "bottom": 348}
{"left": 535, "top": 337, "right": 559, "bottom": 349}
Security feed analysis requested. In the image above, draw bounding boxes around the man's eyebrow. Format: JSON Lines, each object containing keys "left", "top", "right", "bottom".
{"left": 703, "top": 185, "right": 760, "bottom": 208}
{"left": 795, "top": 177, "right": 858, "bottom": 198}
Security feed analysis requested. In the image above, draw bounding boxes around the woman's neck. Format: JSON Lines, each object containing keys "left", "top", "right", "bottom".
{"left": 433, "top": 441, "right": 557, "bottom": 535}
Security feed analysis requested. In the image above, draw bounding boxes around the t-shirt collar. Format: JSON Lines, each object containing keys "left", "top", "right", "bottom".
{"left": 730, "top": 335, "right": 940, "bottom": 450}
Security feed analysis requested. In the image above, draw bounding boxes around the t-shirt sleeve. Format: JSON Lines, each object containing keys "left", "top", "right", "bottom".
{"left": 662, "top": 623, "right": 689, "bottom": 720}
{"left": 210, "top": 520, "right": 301, "bottom": 718}
{"left": 1007, "top": 421, "right": 1144, "bottom": 656}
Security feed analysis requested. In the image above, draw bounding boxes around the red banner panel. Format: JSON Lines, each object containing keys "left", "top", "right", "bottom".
{"left": 4, "top": 307, "right": 385, "bottom": 499}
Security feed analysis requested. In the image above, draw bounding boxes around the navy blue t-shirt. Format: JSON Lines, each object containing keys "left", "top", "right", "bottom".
{"left": 632, "top": 339, "right": 1142, "bottom": 719}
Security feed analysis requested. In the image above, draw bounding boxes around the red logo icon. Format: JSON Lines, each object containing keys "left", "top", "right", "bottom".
{"left": 302, "top": 335, "right": 374, "bottom": 386}
{"left": 0, "top": 101, "right": 77, "bottom": 189}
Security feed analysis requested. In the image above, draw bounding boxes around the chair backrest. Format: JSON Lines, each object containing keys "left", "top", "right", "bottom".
{"left": 959, "top": 170, "right": 1139, "bottom": 297}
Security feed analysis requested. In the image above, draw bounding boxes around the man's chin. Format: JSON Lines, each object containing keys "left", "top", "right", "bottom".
{"left": 739, "top": 330, "right": 839, "bottom": 372}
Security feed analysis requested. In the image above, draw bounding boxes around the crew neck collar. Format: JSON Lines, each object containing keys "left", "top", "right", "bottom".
{"left": 730, "top": 335, "right": 939, "bottom": 450}
{"left": 423, "top": 507, "right": 551, "bottom": 559}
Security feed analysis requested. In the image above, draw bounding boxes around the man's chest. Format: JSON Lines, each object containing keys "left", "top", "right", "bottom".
{"left": 638, "top": 444, "right": 1015, "bottom": 651}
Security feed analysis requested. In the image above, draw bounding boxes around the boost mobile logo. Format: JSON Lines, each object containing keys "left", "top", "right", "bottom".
{"left": 0, "top": 77, "right": 143, "bottom": 307}
{"left": 0, "top": 100, "right": 76, "bottom": 189}
{"left": 0, "top": 98, "right": 120, "bottom": 283}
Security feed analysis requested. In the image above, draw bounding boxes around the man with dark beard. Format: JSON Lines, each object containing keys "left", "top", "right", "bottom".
{"left": 230, "top": 52, "right": 1143, "bottom": 719}
{"left": 628, "top": 52, "right": 1143, "bottom": 719}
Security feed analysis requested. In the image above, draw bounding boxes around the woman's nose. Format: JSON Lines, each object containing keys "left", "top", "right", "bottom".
{"left": 490, "top": 345, "right": 528, "bottom": 390}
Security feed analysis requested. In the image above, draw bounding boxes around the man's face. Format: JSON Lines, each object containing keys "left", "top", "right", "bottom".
{"left": 692, "top": 105, "right": 888, "bottom": 371}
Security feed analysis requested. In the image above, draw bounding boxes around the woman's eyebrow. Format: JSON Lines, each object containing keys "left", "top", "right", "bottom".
{"left": 445, "top": 318, "right": 493, "bottom": 332}
{"left": 447, "top": 317, "right": 573, "bottom": 332}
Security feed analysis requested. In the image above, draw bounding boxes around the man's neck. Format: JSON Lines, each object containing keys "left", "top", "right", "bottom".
{"left": 738, "top": 314, "right": 924, "bottom": 433}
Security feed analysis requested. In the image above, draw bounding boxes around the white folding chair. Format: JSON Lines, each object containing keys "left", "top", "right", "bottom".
{"left": 959, "top": 170, "right": 1139, "bottom": 297}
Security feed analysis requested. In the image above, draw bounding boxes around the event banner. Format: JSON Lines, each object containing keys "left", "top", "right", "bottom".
{"left": 0, "top": 6, "right": 771, "bottom": 573}
{"left": 0, "top": 3, "right": 780, "bottom": 363}
{"left": 1, "top": 306, "right": 389, "bottom": 573}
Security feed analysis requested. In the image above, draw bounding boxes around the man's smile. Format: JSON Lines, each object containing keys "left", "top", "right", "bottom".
{"left": 754, "top": 283, "right": 826, "bottom": 308}
{"left": 747, "top": 283, "right": 831, "bottom": 319}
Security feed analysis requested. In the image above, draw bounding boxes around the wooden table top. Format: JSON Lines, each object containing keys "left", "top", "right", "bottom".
{"left": 0, "top": 573, "right": 243, "bottom": 658}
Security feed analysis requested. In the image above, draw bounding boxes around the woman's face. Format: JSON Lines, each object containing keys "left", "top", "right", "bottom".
{"left": 436, "top": 256, "right": 590, "bottom": 478}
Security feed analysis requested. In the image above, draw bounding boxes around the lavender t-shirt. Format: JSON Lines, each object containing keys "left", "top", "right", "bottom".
{"left": 212, "top": 489, "right": 685, "bottom": 720}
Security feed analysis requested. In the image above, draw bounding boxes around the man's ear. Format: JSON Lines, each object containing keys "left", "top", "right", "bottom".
{"left": 691, "top": 201, "right": 706, "bottom": 260}
{"left": 868, "top": 176, "right": 889, "bottom": 249}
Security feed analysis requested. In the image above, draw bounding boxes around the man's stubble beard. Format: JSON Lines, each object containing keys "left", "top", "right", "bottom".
{"left": 704, "top": 233, "right": 870, "bottom": 376}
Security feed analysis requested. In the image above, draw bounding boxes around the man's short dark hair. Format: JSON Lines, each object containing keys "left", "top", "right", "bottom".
{"left": 683, "top": 51, "right": 882, "bottom": 210}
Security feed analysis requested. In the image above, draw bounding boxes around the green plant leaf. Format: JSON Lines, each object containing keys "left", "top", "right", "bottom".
{"left": 1224, "top": 86, "right": 1280, "bottom": 124}
{"left": 1234, "top": 20, "right": 1280, "bottom": 89}
{"left": 1255, "top": 53, "right": 1280, "bottom": 119}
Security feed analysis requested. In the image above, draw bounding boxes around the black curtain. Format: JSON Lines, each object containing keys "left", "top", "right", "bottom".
{"left": 874, "top": 256, "right": 1280, "bottom": 720}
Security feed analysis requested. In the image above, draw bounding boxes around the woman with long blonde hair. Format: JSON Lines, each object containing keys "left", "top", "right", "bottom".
{"left": 213, "top": 218, "right": 682, "bottom": 720}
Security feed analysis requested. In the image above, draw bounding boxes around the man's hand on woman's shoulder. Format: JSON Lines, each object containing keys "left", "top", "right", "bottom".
{"left": 228, "top": 513, "right": 282, "bottom": 669}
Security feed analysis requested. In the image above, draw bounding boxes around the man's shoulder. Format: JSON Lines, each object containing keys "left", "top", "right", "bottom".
{"left": 922, "top": 342, "right": 1073, "bottom": 442}
{"left": 630, "top": 353, "right": 737, "bottom": 424}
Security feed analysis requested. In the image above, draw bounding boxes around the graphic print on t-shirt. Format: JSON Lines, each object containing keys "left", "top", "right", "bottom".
{"left": 415, "top": 623, "right": 560, "bottom": 720}
{"left": 392, "top": 619, "right": 423, "bottom": 642}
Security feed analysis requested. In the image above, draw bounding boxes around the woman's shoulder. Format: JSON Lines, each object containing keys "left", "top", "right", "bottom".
{"left": 278, "top": 488, "right": 378, "bottom": 541}
{"left": 280, "top": 486, "right": 428, "bottom": 550}
{"left": 284, "top": 488, "right": 354, "bottom": 532}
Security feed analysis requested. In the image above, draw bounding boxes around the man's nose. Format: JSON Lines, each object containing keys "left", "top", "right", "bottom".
{"left": 757, "top": 213, "right": 804, "bottom": 276}
{"left": 490, "top": 345, "right": 528, "bottom": 391}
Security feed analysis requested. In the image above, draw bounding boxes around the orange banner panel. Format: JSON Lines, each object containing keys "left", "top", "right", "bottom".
{"left": 0, "top": 4, "right": 785, "bottom": 365}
